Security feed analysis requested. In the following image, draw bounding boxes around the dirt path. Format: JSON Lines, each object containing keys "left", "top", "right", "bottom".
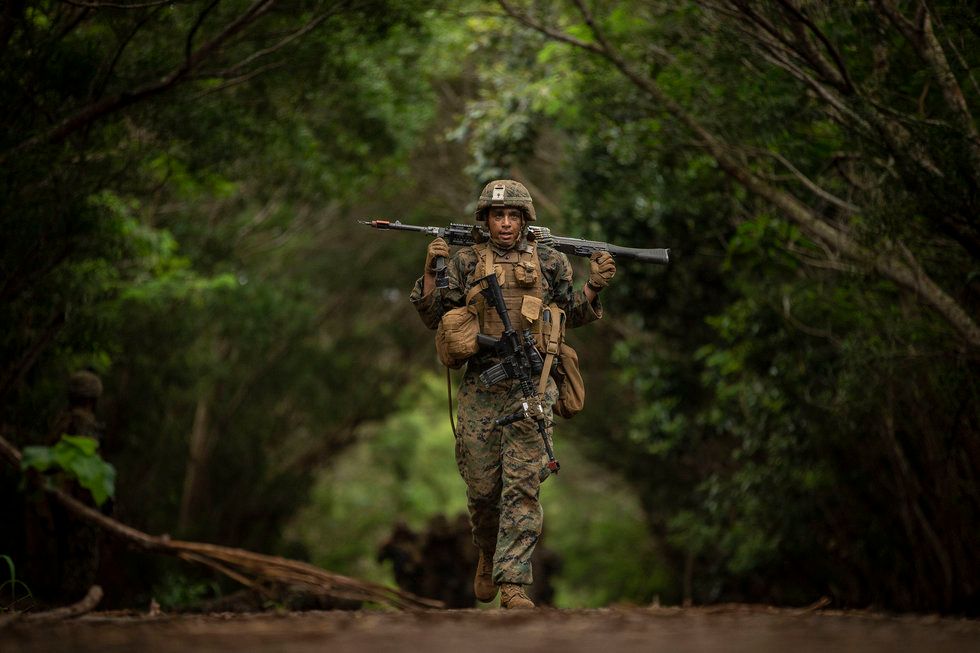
{"left": 3, "top": 605, "right": 978, "bottom": 653}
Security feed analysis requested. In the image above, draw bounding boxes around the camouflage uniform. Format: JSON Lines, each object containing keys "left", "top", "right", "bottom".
{"left": 410, "top": 237, "right": 601, "bottom": 586}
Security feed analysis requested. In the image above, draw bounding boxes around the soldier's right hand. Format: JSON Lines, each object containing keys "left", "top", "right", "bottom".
{"left": 425, "top": 237, "right": 450, "bottom": 272}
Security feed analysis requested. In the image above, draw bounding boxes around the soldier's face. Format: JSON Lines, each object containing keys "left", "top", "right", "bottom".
{"left": 487, "top": 207, "right": 524, "bottom": 247}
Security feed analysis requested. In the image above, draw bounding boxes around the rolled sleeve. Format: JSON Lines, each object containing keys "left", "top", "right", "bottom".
{"left": 545, "top": 250, "right": 603, "bottom": 328}
{"left": 566, "top": 289, "right": 602, "bottom": 328}
{"left": 409, "top": 277, "right": 445, "bottom": 330}
{"left": 408, "top": 251, "right": 470, "bottom": 330}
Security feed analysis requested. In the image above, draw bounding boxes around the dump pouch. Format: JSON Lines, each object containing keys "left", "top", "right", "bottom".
{"left": 435, "top": 284, "right": 484, "bottom": 369}
{"left": 553, "top": 342, "right": 585, "bottom": 418}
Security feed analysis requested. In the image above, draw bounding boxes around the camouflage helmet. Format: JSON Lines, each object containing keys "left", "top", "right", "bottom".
{"left": 68, "top": 370, "right": 103, "bottom": 400}
{"left": 475, "top": 179, "right": 536, "bottom": 222}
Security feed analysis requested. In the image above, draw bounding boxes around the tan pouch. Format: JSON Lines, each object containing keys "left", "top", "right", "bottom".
{"left": 435, "top": 283, "right": 484, "bottom": 369}
{"left": 521, "top": 295, "right": 543, "bottom": 328}
{"left": 553, "top": 342, "right": 585, "bottom": 418}
{"left": 514, "top": 260, "right": 539, "bottom": 287}
{"left": 435, "top": 306, "right": 479, "bottom": 369}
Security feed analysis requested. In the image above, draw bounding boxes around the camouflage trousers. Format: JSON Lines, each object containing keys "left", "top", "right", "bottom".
{"left": 454, "top": 369, "right": 558, "bottom": 585}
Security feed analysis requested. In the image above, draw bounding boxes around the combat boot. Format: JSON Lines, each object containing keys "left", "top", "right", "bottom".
{"left": 499, "top": 583, "right": 535, "bottom": 609}
{"left": 474, "top": 550, "right": 498, "bottom": 602}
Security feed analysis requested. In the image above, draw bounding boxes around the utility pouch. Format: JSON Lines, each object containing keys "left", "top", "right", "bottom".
{"left": 520, "top": 295, "right": 543, "bottom": 330}
{"left": 435, "top": 285, "right": 484, "bottom": 369}
{"left": 435, "top": 307, "right": 479, "bottom": 369}
{"left": 514, "top": 260, "right": 539, "bottom": 287}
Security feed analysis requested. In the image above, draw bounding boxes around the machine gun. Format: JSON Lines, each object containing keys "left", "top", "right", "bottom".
{"left": 472, "top": 271, "right": 560, "bottom": 473}
{"left": 360, "top": 219, "right": 670, "bottom": 289}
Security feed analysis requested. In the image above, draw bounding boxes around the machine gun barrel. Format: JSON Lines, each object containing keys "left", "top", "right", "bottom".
{"left": 360, "top": 220, "right": 486, "bottom": 289}
{"left": 527, "top": 227, "right": 669, "bottom": 265}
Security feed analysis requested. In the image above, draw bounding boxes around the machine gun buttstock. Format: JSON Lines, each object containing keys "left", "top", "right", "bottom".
{"left": 607, "top": 244, "right": 670, "bottom": 264}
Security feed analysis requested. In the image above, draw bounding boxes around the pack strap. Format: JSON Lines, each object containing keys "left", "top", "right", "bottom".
{"left": 537, "top": 304, "right": 565, "bottom": 396}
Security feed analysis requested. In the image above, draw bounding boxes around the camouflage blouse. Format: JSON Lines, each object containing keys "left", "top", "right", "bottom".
{"left": 409, "top": 236, "right": 602, "bottom": 331}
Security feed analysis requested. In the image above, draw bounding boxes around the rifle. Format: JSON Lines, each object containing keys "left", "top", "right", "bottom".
{"left": 472, "top": 271, "right": 560, "bottom": 473}
{"left": 359, "top": 220, "right": 670, "bottom": 289}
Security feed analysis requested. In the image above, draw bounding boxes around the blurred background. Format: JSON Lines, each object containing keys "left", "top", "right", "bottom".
{"left": 1, "top": 0, "right": 977, "bottom": 614}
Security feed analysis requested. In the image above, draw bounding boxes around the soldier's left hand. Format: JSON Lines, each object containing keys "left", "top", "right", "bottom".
{"left": 588, "top": 251, "right": 616, "bottom": 290}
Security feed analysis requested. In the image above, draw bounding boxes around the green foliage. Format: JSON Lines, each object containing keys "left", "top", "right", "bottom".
{"left": 0, "top": 0, "right": 444, "bottom": 576}
{"left": 22, "top": 436, "right": 117, "bottom": 507}
{"left": 152, "top": 572, "right": 221, "bottom": 611}
{"left": 452, "top": 0, "right": 980, "bottom": 612}
{"left": 2, "top": 0, "right": 978, "bottom": 614}
{"left": 540, "top": 444, "right": 668, "bottom": 607}
{"left": 285, "top": 373, "right": 466, "bottom": 584}
{"left": 287, "top": 374, "right": 667, "bottom": 607}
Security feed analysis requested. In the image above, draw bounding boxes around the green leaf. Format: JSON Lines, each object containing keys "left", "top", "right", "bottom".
{"left": 61, "top": 434, "right": 99, "bottom": 456}
{"left": 71, "top": 455, "right": 116, "bottom": 506}
{"left": 20, "top": 437, "right": 116, "bottom": 507}
{"left": 21, "top": 446, "right": 57, "bottom": 473}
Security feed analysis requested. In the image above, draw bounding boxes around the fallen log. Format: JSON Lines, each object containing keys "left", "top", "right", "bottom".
{"left": 22, "top": 585, "right": 104, "bottom": 623}
{"left": 0, "top": 435, "right": 443, "bottom": 611}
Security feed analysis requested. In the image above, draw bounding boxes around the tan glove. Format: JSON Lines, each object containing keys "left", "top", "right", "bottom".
{"left": 588, "top": 251, "right": 616, "bottom": 290}
{"left": 425, "top": 237, "right": 450, "bottom": 273}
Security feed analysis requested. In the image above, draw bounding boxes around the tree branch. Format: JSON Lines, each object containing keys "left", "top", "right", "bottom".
{"left": 497, "top": 0, "right": 980, "bottom": 350}
{"left": 0, "top": 0, "right": 276, "bottom": 166}
{"left": 21, "top": 586, "right": 104, "bottom": 623}
{"left": 712, "top": 2, "right": 948, "bottom": 181}
{"left": 781, "top": 294, "right": 844, "bottom": 344}
{"left": 62, "top": 0, "right": 178, "bottom": 8}
{"left": 774, "top": 0, "right": 854, "bottom": 92}
{"left": 753, "top": 148, "right": 861, "bottom": 213}
{"left": 194, "top": 4, "right": 343, "bottom": 82}
{"left": 0, "top": 435, "right": 444, "bottom": 610}
{"left": 497, "top": 0, "right": 603, "bottom": 54}
{"left": 189, "top": 60, "right": 286, "bottom": 98}
{"left": 90, "top": 5, "right": 162, "bottom": 101}
{"left": 870, "top": 0, "right": 980, "bottom": 184}
{"left": 186, "top": 0, "right": 222, "bottom": 63}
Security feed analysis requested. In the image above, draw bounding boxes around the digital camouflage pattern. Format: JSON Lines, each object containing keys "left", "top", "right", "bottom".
{"left": 411, "top": 235, "right": 601, "bottom": 587}
{"left": 475, "top": 179, "right": 537, "bottom": 222}
{"left": 454, "top": 372, "right": 559, "bottom": 585}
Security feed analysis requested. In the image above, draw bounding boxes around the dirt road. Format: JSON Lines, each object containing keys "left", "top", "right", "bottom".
{"left": 3, "top": 605, "right": 978, "bottom": 653}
